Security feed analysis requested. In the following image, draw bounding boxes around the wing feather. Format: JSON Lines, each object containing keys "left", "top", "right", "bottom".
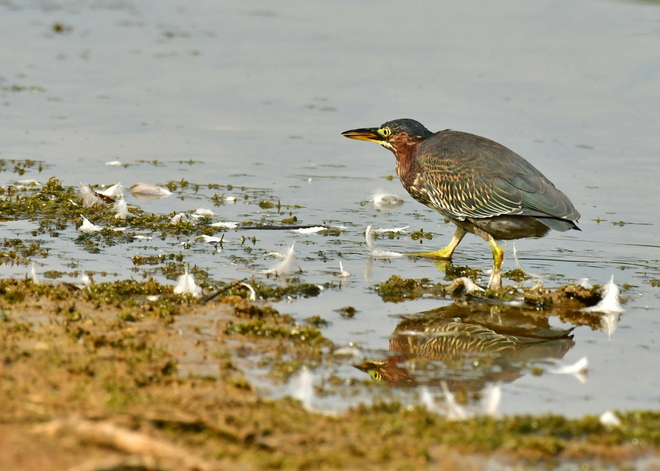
{"left": 408, "top": 131, "right": 580, "bottom": 222}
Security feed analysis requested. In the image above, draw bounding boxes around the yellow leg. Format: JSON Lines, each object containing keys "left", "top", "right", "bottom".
{"left": 486, "top": 235, "right": 504, "bottom": 290}
{"left": 411, "top": 227, "right": 467, "bottom": 259}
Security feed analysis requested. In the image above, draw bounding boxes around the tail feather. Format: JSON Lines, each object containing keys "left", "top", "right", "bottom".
{"left": 535, "top": 217, "right": 580, "bottom": 232}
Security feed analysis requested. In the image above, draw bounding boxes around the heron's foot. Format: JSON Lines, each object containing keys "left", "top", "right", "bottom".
{"left": 409, "top": 246, "right": 455, "bottom": 259}
{"left": 487, "top": 269, "right": 502, "bottom": 290}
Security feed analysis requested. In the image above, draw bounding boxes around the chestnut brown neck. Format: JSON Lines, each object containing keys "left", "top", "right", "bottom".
{"left": 388, "top": 134, "right": 424, "bottom": 184}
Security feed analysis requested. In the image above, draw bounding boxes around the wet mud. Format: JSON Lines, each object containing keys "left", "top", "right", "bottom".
{"left": 1, "top": 277, "right": 658, "bottom": 470}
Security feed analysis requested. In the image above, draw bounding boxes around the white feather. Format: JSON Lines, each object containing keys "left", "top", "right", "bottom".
{"left": 79, "top": 216, "right": 102, "bottom": 233}
{"left": 550, "top": 357, "right": 588, "bottom": 384}
{"left": 113, "top": 197, "right": 129, "bottom": 219}
{"left": 173, "top": 267, "right": 202, "bottom": 297}
{"left": 581, "top": 275, "right": 624, "bottom": 314}
{"left": 369, "top": 189, "right": 404, "bottom": 210}
{"left": 262, "top": 243, "right": 301, "bottom": 276}
{"left": 365, "top": 225, "right": 403, "bottom": 259}
{"left": 338, "top": 261, "right": 350, "bottom": 278}
{"left": 289, "top": 368, "right": 314, "bottom": 411}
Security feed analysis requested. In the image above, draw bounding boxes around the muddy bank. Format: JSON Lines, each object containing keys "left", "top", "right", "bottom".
{"left": 1, "top": 278, "right": 658, "bottom": 470}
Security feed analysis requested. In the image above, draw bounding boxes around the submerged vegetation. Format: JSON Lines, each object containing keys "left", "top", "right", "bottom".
{"left": 375, "top": 274, "right": 609, "bottom": 308}
{"left": 0, "top": 176, "right": 315, "bottom": 248}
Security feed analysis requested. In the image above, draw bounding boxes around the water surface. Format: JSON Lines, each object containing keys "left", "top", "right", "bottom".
{"left": 1, "top": 0, "right": 659, "bottom": 417}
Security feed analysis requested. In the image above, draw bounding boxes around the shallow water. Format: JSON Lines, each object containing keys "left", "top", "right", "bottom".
{"left": 1, "top": 0, "right": 659, "bottom": 417}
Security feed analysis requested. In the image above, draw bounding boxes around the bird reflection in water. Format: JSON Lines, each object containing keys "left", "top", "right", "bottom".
{"left": 356, "top": 302, "right": 574, "bottom": 401}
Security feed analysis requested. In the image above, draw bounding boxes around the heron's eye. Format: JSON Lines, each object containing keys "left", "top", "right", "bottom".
{"left": 369, "top": 370, "right": 382, "bottom": 381}
{"left": 379, "top": 127, "right": 391, "bottom": 138}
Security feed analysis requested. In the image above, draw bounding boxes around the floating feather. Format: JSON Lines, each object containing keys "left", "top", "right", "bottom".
{"left": 97, "top": 182, "right": 124, "bottom": 198}
{"left": 512, "top": 244, "right": 549, "bottom": 280}
{"left": 580, "top": 276, "right": 624, "bottom": 340}
{"left": 373, "top": 225, "right": 409, "bottom": 233}
{"left": 481, "top": 384, "right": 502, "bottom": 418}
{"left": 262, "top": 243, "right": 301, "bottom": 276}
{"left": 369, "top": 189, "right": 404, "bottom": 210}
{"left": 17, "top": 179, "right": 40, "bottom": 186}
{"left": 239, "top": 282, "right": 257, "bottom": 301}
{"left": 30, "top": 264, "right": 40, "bottom": 285}
{"left": 79, "top": 184, "right": 106, "bottom": 208}
{"left": 441, "top": 382, "right": 470, "bottom": 420}
{"left": 79, "top": 216, "right": 102, "bottom": 233}
{"left": 79, "top": 273, "right": 92, "bottom": 287}
{"left": 170, "top": 213, "right": 189, "bottom": 225}
{"left": 194, "top": 208, "right": 214, "bottom": 217}
{"left": 599, "top": 411, "right": 622, "bottom": 428}
{"left": 338, "top": 261, "right": 350, "bottom": 278}
{"left": 129, "top": 183, "right": 172, "bottom": 200}
{"left": 577, "top": 278, "right": 593, "bottom": 289}
{"left": 365, "top": 225, "right": 404, "bottom": 259}
{"left": 550, "top": 356, "right": 588, "bottom": 384}
{"left": 581, "top": 275, "right": 625, "bottom": 314}
{"left": 447, "top": 277, "right": 485, "bottom": 294}
{"left": 211, "top": 221, "right": 238, "bottom": 229}
{"left": 421, "top": 381, "right": 501, "bottom": 420}
{"left": 291, "top": 226, "right": 325, "bottom": 234}
{"left": 113, "top": 197, "right": 129, "bottom": 219}
{"left": 420, "top": 387, "right": 445, "bottom": 415}
{"left": 289, "top": 367, "right": 314, "bottom": 412}
{"left": 198, "top": 235, "right": 223, "bottom": 243}
{"left": 420, "top": 384, "right": 468, "bottom": 420}
{"left": 173, "top": 267, "right": 202, "bottom": 297}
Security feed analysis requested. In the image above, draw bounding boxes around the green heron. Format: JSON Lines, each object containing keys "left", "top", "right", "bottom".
{"left": 342, "top": 119, "right": 580, "bottom": 289}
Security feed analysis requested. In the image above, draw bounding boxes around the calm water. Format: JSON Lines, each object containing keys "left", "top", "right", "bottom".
{"left": 1, "top": 0, "right": 659, "bottom": 417}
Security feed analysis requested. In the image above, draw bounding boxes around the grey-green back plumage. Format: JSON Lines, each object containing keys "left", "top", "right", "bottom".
{"left": 409, "top": 130, "right": 580, "bottom": 231}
